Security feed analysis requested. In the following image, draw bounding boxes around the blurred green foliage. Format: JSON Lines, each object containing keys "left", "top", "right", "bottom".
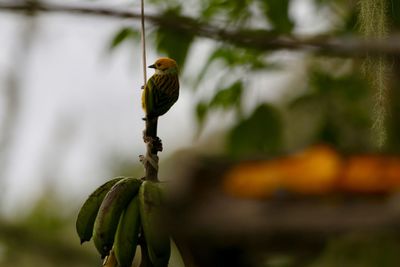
{"left": 228, "top": 104, "right": 283, "bottom": 157}
{"left": 196, "top": 80, "right": 243, "bottom": 130}
{"left": 110, "top": 0, "right": 400, "bottom": 156}
{"left": 259, "top": 0, "right": 294, "bottom": 33}
{"left": 0, "top": 195, "right": 99, "bottom": 267}
{"left": 154, "top": 8, "right": 195, "bottom": 69}
{"left": 109, "top": 27, "right": 139, "bottom": 50}
{"left": 288, "top": 63, "right": 373, "bottom": 152}
{"left": 310, "top": 233, "right": 400, "bottom": 267}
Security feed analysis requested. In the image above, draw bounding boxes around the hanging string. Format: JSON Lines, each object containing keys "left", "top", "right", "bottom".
{"left": 139, "top": 0, "right": 159, "bottom": 181}
{"left": 140, "top": 0, "right": 147, "bottom": 87}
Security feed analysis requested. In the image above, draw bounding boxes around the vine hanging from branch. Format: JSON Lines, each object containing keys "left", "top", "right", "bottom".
{"left": 359, "top": 0, "right": 390, "bottom": 148}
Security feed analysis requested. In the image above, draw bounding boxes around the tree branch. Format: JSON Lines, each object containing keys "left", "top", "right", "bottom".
{"left": 2, "top": 1, "right": 400, "bottom": 57}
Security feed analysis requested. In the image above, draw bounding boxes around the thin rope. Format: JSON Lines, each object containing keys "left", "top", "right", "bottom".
{"left": 140, "top": 0, "right": 147, "bottom": 86}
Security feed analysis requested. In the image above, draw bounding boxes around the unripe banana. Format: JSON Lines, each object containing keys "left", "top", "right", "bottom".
{"left": 139, "top": 181, "right": 171, "bottom": 267}
{"left": 76, "top": 177, "right": 124, "bottom": 244}
{"left": 114, "top": 195, "right": 141, "bottom": 267}
{"left": 93, "top": 177, "right": 142, "bottom": 258}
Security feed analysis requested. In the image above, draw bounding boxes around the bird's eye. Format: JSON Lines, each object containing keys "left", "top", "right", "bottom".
{"left": 156, "top": 63, "right": 161, "bottom": 67}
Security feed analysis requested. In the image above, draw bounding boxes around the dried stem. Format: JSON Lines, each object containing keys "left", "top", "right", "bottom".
{"left": 140, "top": 118, "right": 161, "bottom": 183}
{"left": 138, "top": 0, "right": 159, "bottom": 265}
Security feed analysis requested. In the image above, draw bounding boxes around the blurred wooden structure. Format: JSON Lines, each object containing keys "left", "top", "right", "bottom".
{"left": 166, "top": 146, "right": 400, "bottom": 267}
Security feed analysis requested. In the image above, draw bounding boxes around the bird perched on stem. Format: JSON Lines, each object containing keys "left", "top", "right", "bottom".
{"left": 142, "top": 57, "right": 179, "bottom": 120}
{"left": 142, "top": 57, "right": 179, "bottom": 149}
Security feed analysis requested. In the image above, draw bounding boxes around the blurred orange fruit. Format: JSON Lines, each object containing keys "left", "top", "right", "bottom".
{"left": 224, "top": 146, "right": 341, "bottom": 198}
{"left": 224, "top": 145, "right": 400, "bottom": 198}
{"left": 339, "top": 156, "right": 400, "bottom": 193}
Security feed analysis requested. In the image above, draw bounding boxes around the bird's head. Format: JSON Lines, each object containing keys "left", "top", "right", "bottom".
{"left": 148, "top": 57, "right": 178, "bottom": 74}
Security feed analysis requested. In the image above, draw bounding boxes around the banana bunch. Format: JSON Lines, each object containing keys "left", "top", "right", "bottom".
{"left": 76, "top": 177, "right": 171, "bottom": 267}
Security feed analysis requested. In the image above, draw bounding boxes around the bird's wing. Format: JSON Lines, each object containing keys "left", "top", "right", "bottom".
{"left": 153, "top": 75, "right": 179, "bottom": 116}
{"left": 143, "top": 75, "right": 157, "bottom": 116}
{"left": 145, "top": 74, "right": 179, "bottom": 118}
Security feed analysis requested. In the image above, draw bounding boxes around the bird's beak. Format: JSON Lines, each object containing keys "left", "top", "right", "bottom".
{"left": 148, "top": 64, "right": 156, "bottom": 69}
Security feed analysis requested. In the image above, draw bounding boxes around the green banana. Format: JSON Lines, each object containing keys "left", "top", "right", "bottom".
{"left": 139, "top": 181, "right": 171, "bottom": 267}
{"left": 76, "top": 177, "right": 124, "bottom": 244}
{"left": 93, "top": 177, "right": 142, "bottom": 258}
{"left": 114, "top": 195, "right": 141, "bottom": 267}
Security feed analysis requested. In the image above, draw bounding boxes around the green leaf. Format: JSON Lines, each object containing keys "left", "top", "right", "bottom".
{"left": 201, "top": 0, "right": 252, "bottom": 20}
{"left": 227, "top": 104, "right": 283, "bottom": 157}
{"left": 193, "top": 47, "right": 237, "bottom": 89}
{"left": 309, "top": 69, "right": 369, "bottom": 100}
{"left": 259, "top": 0, "right": 294, "bottom": 33}
{"left": 209, "top": 81, "right": 243, "bottom": 110}
{"left": 209, "top": 46, "right": 269, "bottom": 68}
{"left": 300, "top": 68, "right": 374, "bottom": 150}
{"left": 109, "top": 27, "right": 139, "bottom": 50}
{"left": 155, "top": 8, "right": 195, "bottom": 70}
{"left": 209, "top": 47, "right": 238, "bottom": 67}
{"left": 195, "top": 101, "right": 208, "bottom": 126}
{"left": 195, "top": 46, "right": 273, "bottom": 89}
{"left": 195, "top": 81, "right": 243, "bottom": 136}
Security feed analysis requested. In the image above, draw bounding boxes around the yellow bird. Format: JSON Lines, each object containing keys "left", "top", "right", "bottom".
{"left": 142, "top": 57, "right": 179, "bottom": 119}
